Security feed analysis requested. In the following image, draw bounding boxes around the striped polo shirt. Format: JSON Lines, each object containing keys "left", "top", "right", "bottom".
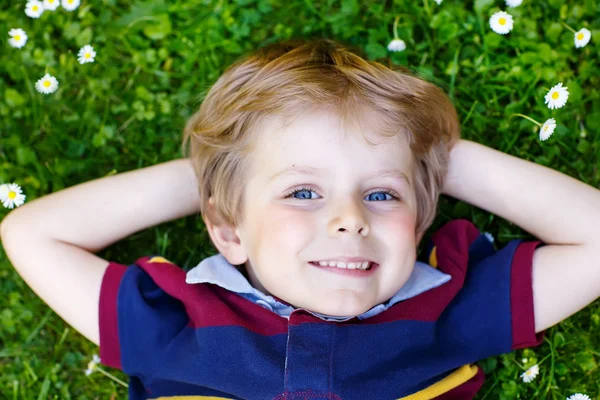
{"left": 99, "top": 219, "right": 546, "bottom": 399}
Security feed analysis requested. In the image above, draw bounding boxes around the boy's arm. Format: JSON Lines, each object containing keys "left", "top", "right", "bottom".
{"left": 0, "top": 158, "right": 201, "bottom": 345}
{"left": 442, "top": 139, "right": 600, "bottom": 333}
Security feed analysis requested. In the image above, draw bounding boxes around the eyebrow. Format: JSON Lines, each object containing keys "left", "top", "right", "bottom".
{"left": 269, "top": 165, "right": 411, "bottom": 188}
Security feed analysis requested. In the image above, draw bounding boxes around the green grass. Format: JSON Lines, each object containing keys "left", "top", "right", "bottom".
{"left": 1, "top": 0, "right": 599, "bottom": 398}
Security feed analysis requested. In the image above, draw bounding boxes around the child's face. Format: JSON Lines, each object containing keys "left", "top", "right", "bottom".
{"left": 225, "top": 109, "right": 420, "bottom": 317}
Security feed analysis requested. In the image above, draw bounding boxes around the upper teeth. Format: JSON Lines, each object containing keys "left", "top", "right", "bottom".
{"left": 316, "top": 261, "right": 371, "bottom": 270}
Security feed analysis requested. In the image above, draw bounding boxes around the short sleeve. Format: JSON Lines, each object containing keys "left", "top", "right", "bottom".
{"left": 434, "top": 220, "right": 547, "bottom": 361}
{"left": 509, "top": 240, "right": 546, "bottom": 350}
{"left": 98, "top": 257, "right": 191, "bottom": 378}
{"left": 99, "top": 261, "right": 128, "bottom": 370}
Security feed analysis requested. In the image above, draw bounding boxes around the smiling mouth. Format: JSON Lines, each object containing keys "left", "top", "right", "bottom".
{"left": 308, "top": 261, "right": 379, "bottom": 271}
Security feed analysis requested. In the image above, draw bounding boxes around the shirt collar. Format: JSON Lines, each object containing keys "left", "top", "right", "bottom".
{"left": 185, "top": 253, "right": 451, "bottom": 322}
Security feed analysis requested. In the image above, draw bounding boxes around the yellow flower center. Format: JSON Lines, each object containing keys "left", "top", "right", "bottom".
{"left": 44, "top": 81, "right": 51, "bottom": 87}
{"left": 543, "top": 125, "right": 548, "bottom": 131}
{"left": 15, "top": 35, "right": 21, "bottom": 40}
{"left": 85, "top": 53, "right": 90, "bottom": 58}
{"left": 68, "top": 0, "right": 73, "bottom": 3}
{"left": 8, "top": 191, "right": 16, "bottom": 199}
{"left": 49, "top": 0, "right": 54, "bottom": 3}
{"left": 33, "top": 5, "right": 38, "bottom": 10}
{"left": 551, "top": 92, "right": 559, "bottom": 99}
{"left": 499, "top": 17, "right": 506, "bottom": 25}
{"left": 577, "top": 33, "right": 584, "bottom": 40}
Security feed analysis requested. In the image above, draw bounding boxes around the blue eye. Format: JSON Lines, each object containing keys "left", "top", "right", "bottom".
{"left": 285, "top": 186, "right": 400, "bottom": 201}
{"left": 287, "top": 187, "right": 319, "bottom": 200}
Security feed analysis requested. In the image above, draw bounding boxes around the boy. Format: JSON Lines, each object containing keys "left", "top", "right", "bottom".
{"left": 2, "top": 38, "right": 600, "bottom": 399}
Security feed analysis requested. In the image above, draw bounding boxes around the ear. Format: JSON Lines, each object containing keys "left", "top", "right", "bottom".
{"left": 203, "top": 197, "right": 248, "bottom": 265}
{"left": 416, "top": 230, "right": 424, "bottom": 245}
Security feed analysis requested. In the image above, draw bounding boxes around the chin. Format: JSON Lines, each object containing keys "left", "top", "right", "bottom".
{"left": 311, "top": 301, "right": 374, "bottom": 317}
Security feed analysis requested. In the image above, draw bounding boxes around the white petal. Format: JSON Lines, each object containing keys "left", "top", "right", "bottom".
{"left": 489, "top": 11, "right": 514, "bottom": 35}
{"left": 574, "top": 28, "right": 591, "bottom": 48}
{"left": 544, "top": 83, "right": 569, "bottom": 110}
{"left": 0, "top": 183, "right": 26, "bottom": 209}
{"left": 540, "top": 118, "right": 556, "bottom": 141}
{"left": 43, "top": 0, "right": 60, "bottom": 10}
{"left": 387, "top": 39, "right": 406, "bottom": 52}
{"left": 35, "top": 74, "right": 59, "bottom": 94}
{"left": 61, "top": 0, "right": 80, "bottom": 11}
{"left": 8, "top": 29, "right": 28, "bottom": 48}
{"left": 567, "top": 395, "right": 591, "bottom": 400}
{"left": 0, "top": 184, "right": 9, "bottom": 201}
{"left": 25, "top": 1, "right": 44, "bottom": 18}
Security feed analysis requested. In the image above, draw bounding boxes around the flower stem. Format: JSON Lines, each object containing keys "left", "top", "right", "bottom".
{"left": 560, "top": 21, "right": 577, "bottom": 34}
{"left": 423, "top": 0, "right": 432, "bottom": 19}
{"left": 510, "top": 113, "right": 542, "bottom": 127}
{"left": 95, "top": 367, "right": 129, "bottom": 388}
{"left": 20, "top": 64, "right": 39, "bottom": 128}
{"left": 393, "top": 15, "right": 400, "bottom": 39}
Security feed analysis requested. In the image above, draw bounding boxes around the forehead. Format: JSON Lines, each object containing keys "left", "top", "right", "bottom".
{"left": 251, "top": 108, "right": 413, "bottom": 181}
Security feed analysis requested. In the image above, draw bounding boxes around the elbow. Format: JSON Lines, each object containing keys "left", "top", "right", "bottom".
{"left": 1, "top": 211, "right": 18, "bottom": 248}
{"left": 1, "top": 208, "right": 29, "bottom": 245}
{"left": 0, "top": 211, "right": 14, "bottom": 240}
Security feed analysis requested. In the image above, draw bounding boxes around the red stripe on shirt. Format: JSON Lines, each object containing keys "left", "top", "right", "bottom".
{"left": 99, "top": 261, "right": 127, "bottom": 370}
{"left": 510, "top": 240, "right": 546, "bottom": 350}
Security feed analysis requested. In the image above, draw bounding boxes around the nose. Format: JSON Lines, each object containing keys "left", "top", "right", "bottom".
{"left": 328, "top": 196, "right": 370, "bottom": 237}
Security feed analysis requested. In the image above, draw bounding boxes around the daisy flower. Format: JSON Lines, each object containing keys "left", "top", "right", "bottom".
{"left": 83, "top": 354, "right": 129, "bottom": 387}
{"left": 574, "top": 28, "right": 591, "bottom": 48}
{"left": 388, "top": 16, "right": 407, "bottom": 52}
{"left": 85, "top": 354, "right": 101, "bottom": 376}
{"left": 520, "top": 364, "right": 539, "bottom": 383}
{"left": 42, "top": 0, "right": 60, "bottom": 11}
{"left": 489, "top": 11, "right": 514, "bottom": 35}
{"left": 35, "top": 74, "right": 59, "bottom": 94}
{"left": 544, "top": 82, "right": 569, "bottom": 110}
{"left": 387, "top": 39, "right": 406, "bottom": 52}
{"left": 510, "top": 114, "right": 557, "bottom": 141}
{"left": 25, "top": 0, "right": 44, "bottom": 18}
{"left": 77, "top": 44, "right": 96, "bottom": 64}
{"left": 567, "top": 395, "right": 591, "bottom": 400}
{"left": 8, "top": 28, "right": 28, "bottom": 48}
{"left": 0, "top": 183, "right": 26, "bottom": 209}
{"left": 61, "top": 0, "right": 80, "bottom": 11}
{"left": 539, "top": 118, "right": 556, "bottom": 141}
{"left": 506, "top": 0, "right": 522, "bottom": 7}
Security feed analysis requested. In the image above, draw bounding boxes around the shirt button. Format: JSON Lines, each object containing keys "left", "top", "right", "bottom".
{"left": 256, "top": 299, "right": 273, "bottom": 311}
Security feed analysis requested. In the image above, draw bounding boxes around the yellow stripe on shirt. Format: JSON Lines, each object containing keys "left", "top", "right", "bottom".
{"left": 428, "top": 246, "right": 438, "bottom": 268}
{"left": 147, "top": 256, "right": 173, "bottom": 264}
{"left": 398, "top": 364, "right": 479, "bottom": 400}
{"left": 150, "top": 363, "right": 478, "bottom": 400}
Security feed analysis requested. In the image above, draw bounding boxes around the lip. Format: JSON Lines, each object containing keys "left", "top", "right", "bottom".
{"left": 309, "top": 261, "right": 379, "bottom": 277}
{"left": 310, "top": 256, "right": 376, "bottom": 264}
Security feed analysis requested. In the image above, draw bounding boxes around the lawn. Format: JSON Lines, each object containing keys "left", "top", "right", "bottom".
{"left": 1, "top": 0, "right": 599, "bottom": 398}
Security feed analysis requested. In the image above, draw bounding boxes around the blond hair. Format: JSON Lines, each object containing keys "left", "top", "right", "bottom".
{"left": 181, "top": 38, "right": 460, "bottom": 241}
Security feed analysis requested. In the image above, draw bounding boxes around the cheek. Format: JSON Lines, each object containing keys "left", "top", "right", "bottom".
{"left": 378, "top": 211, "right": 417, "bottom": 241}
{"left": 256, "top": 206, "right": 314, "bottom": 250}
